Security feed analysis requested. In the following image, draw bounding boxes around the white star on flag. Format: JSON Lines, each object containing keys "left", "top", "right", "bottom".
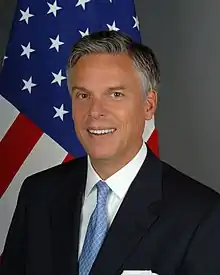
{"left": 75, "top": 0, "right": 91, "bottom": 10}
{"left": 21, "top": 42, "right": 35, "bottom": 59}
{"left": 49, "top": 35, "right": 64, "bottom": 52}
{"left": 47, "top": 0, "right": 62, "bottom": 17}
{"left": 133, "top": 15, "right": 140, "bottom": 30}
{"left": 22, "top": 77, "right": 37, "bottom": 94}
{"left": 107, "top": 21, "right": 120, "bottom": 31}
{"left": 53, "top": 104, "right": 69, "bottom": 121}
{"left": 19, "top": 7, "right": 34, "bottom": 24}
{"left": 51, "top": 70, "right": 66, "bottom": 86}
{"left": 79, "top": 28, "right": 90, "bottom": 37}
{"left": 109, "top": 0, "right": 112, "bottom": 2}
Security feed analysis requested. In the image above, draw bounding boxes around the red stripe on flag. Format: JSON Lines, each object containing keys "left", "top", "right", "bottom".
{"left": 147, "top": 129, "right": 159, "bottom": 157}
{"left": 63, "top": 153, "right": 74, "bottom": 163}
{"left": 0, "top": 114, "right": 43, "bottom": 198}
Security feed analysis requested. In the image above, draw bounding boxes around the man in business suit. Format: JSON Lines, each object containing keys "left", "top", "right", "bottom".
{"left": 1, "top": 30, "right": 220, "bottom": 275}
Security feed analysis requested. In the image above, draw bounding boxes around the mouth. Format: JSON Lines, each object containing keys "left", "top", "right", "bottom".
{"left": 87, "top": 128, "right": 116, "bottom": 136}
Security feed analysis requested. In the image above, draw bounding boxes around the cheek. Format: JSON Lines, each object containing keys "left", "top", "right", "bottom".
{"left": 113, "top": 101, "right": 140, "bottom": 123}
{"left": 126, "top": 104, "right": 146, "bottom": 131}
{"left": 72, "top": 112, "right": 84, "bottom": 135}
{"left": 72, "top": 104, "right": 86, "bottom": 122}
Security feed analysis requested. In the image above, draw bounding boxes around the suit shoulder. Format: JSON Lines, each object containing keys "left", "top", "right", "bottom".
{"left": 19, "top": 156, "right": 87, "bottom": 199}
{"left": 26, "top": 156, "right": 86, "bottom": 180}
{"left": 161, "top": 161, "right": 220, "bottom": 206}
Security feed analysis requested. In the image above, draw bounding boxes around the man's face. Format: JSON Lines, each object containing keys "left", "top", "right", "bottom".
{"left": 69, "top": 53, "right": 156, "bottom": 165}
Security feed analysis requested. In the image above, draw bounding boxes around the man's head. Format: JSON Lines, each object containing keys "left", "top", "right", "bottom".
{"left": 66, "top": 30, "right": 160, "bottom": 171}
{"left": 67, "top": 30, "right": 160, "bottom": 95}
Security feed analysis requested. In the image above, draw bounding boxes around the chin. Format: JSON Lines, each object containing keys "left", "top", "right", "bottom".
{"left": 87, "top": 148, "right": 115, "bottom": 161}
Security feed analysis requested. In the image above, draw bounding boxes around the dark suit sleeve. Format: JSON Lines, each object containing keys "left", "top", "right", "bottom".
{"left": 179, "top": 200, "right": 220, "bottom": 275}
{"left": 0, "top": 179, "right": 29, "bottom": 275}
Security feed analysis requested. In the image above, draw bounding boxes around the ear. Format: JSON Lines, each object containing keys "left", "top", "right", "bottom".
{"left": 144, "top": 90, "right": 158, "bottom": 120}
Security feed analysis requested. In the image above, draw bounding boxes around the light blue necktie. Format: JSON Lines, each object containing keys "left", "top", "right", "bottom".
{"left": 79, "top": 180, "right": 110, "bottom": 275}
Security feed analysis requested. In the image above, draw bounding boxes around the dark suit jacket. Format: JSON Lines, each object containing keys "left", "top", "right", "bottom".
{"left": 1, "top": 148, "right": 220, "bottom": 275}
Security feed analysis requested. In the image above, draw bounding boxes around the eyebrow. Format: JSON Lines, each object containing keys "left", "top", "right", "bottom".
{"left": 108, "top": 86, "right": 126, "bottom": 91}
{"left": 71, "top": 86, "right": 91, "bottom": 94}
{"left": 71, "top": 86, "right": 126, "bottom": 94}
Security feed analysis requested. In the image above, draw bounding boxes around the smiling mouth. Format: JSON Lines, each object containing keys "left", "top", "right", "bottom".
{"left": 87, "top": 128, "right": 116, "bottom": 135}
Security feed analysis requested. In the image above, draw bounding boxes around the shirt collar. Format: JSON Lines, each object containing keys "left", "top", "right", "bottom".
{"left": 85, "top": 141, "right": 147, "bottom": 200}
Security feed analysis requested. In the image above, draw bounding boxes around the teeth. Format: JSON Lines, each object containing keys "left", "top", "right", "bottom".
{"left": 89, "top": 129, "right": 115, "bottom": 135}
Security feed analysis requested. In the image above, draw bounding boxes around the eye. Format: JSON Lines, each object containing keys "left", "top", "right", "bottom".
{"left": 76, "top": 92, "right": 89, "bottom": 100}
{"left": 111, "top": 91, "right": 124, "bottom": 98}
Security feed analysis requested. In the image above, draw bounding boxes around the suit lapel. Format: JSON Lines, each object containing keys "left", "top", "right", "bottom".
{"left": 90, "top": 148, "right": 162, "bottom": 275}
{"left": 50, "top": 158, "right": 87, "bottom": 275}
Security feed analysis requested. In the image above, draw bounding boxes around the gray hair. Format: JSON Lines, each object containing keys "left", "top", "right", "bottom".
{"left": 66, "top": 30, "right": 160, "bottom": 94}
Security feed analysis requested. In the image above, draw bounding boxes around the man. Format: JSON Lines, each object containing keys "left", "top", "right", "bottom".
{"left": 1, "top": 30, "right": 220, "bottom": 275}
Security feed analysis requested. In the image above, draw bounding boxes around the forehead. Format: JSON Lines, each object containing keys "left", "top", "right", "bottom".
{"left": 69, "top": 53, "right": 136, "bottom": 78}
{"left": 68, "top": 54, "right": 143, "bottom": 93}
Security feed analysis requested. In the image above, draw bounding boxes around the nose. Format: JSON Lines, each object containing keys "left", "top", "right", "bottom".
{"left": 88, "top": 97, "right": 105, "bottom": 119}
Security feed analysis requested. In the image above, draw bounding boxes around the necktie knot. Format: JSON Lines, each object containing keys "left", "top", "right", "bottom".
{"left": 96, "top": 180, "right": 109, "bottom": 205}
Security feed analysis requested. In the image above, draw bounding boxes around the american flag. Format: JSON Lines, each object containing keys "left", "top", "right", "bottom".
{"left": 0, "top": 0, "right": 159, "bottom": 254}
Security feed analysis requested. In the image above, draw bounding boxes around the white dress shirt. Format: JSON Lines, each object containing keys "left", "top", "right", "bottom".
{"left": 78, "top": 141, "right": 147, "bottom": 257}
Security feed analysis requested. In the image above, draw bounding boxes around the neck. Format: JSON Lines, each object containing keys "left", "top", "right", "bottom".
{"left": 89, "top": 143, "right": 143, "bottom": 180}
